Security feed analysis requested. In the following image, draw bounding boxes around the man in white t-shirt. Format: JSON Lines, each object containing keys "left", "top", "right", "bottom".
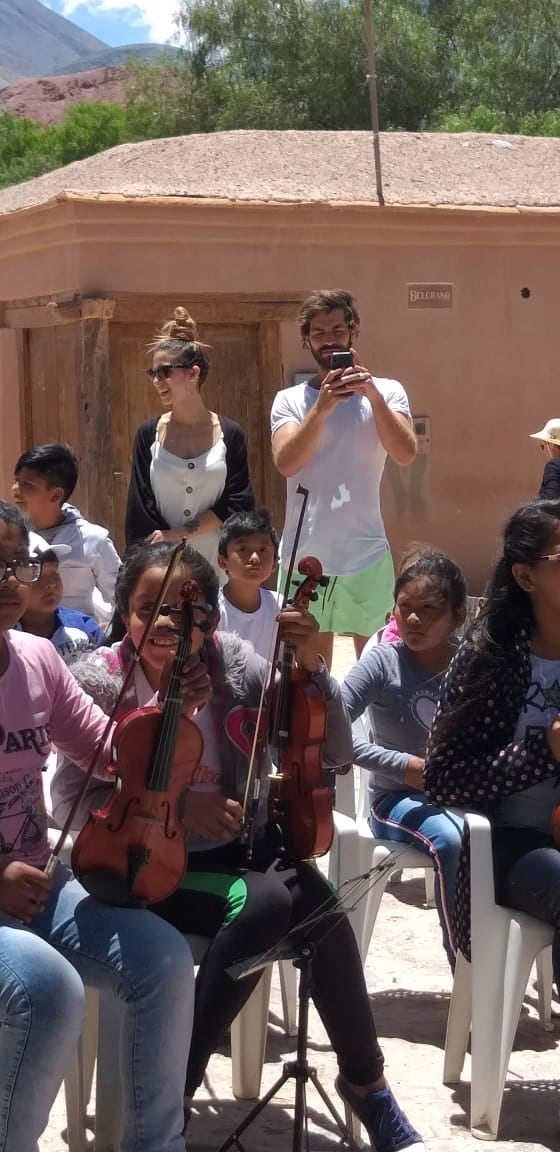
{"left": 271, "top": 289, "right": 416, "bottom": 669}
{"left": 217, "top": 509, "right": 281, "bottom": 660}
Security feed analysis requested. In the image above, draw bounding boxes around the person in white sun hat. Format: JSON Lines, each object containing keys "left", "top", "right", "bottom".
{"left": 530, "top": 419, "right": 560, "bottom": 499}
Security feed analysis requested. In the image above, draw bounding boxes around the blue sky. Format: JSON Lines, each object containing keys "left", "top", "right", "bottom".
{"left": 47, "top": 0, "right": 181, "bottom": 45}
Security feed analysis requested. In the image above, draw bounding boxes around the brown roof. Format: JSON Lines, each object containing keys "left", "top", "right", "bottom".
{"left": 1, "top": 129, "right": 560, "bottom": 216}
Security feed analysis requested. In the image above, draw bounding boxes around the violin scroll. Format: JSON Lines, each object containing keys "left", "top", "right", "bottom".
{"left": 290, "top": 556, "right": 329, "bottom": 611}
{"left": 162, "top": 580, "right": 214, "bottom": 634}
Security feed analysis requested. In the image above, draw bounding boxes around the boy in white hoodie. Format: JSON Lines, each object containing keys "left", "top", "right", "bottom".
{"left": 13, "top": 442, "right": 121, "bottom": 620}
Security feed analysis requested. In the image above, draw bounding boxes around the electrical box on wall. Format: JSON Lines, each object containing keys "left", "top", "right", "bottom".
{"left": 413, "top": 416, "right": 431, "bottom": 456}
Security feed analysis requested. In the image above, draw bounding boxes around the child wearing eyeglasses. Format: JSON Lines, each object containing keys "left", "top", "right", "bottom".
{"left": 12, "top": 442, "right": 121, "bottom": 621}
{"left": 125, "top": 306, "right": 255, "bottom": 581}
{"left": 0, "top": 499, "right": 194, "bottom": 1152}
{"left": 15, "top": 542, "right": 103, "bottom": 661}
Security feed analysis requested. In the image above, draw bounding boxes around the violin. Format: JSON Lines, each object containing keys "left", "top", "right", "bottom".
{"left": 71, "top": 579, "right": 204, "bottom": 908}
{"left": 268, "top": 556, "right": 334, "bottom": 860}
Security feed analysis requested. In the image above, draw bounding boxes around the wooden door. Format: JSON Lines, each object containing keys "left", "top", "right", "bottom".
{"left": 23, "top": 323, "right": 107, "bottom": 523}
{"left": 110, "top": 321, "right": 284, "bottom": 553}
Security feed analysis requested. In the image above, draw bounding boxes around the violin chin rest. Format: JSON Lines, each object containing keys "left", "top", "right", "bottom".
{"left": 78, "top": 868, "right": 147, "bottom": 909}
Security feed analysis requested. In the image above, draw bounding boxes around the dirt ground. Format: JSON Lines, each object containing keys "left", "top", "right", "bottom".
{"left": 41, "top": 636, "right": 560, "bottom": 1152}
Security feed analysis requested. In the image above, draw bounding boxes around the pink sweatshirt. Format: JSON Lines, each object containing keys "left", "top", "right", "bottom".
{"left": 380, "top": 615, "right": 400, "bottom": 644}
{"left": 0, "top": 630, "right": 113, "bottom": 868}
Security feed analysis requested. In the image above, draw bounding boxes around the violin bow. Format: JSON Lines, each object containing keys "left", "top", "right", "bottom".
{"left": 241, "top": 484, "right": 310, "bottom": 858}
{"left": 45, "top": 538, "right": 187, "bottom": 879}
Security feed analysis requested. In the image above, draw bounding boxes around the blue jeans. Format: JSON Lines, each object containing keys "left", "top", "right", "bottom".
{"left": 370, "top": 790, "right": 463, "bottom": 967}
{"left": 0, "top": 863, "right": 194, "bottom": 1152}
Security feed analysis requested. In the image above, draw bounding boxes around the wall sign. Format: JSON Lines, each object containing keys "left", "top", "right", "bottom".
{"left": 407, "top": 283, "right": 453, "bottom": 309}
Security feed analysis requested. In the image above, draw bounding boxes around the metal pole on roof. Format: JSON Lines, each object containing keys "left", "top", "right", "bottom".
{"left": 363, "top": 0, "right": 385, "bottom": 206}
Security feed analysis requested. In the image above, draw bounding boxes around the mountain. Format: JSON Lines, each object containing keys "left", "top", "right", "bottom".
{"left": 0, "top": 65, "right": 130, "bottom": 123}
{"left": 0, "top": 0, "right": 108, "bottom": 86}
{"left": 56, "top": 43, "right": 179, "bottom": 74}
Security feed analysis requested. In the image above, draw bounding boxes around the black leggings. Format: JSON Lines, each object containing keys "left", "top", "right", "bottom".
{"left": 493, "top": 827, "right": 560, "bottom": 987}
{"left": 153, "top": 840, "right": 384, "bottom": 1096}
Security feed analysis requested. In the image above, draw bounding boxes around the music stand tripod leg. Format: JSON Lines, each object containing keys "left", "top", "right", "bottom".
{"left": 214, "top": 1066, "right": 293, "bottom": 1152}
{"left": 215, "top": 944, "right": 362, "bottom": 1152}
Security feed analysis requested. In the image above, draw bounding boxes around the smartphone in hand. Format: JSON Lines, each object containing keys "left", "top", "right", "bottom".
{"left": 330, "top": 350, "right": 355, "bottom": 396}
{"left": 330, "top": 351, "right": 354, "bottom": 371}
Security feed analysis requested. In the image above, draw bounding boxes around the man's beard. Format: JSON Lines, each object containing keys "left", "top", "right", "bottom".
{"left": 311, "top": 338, "right": 352, "bottom": 372}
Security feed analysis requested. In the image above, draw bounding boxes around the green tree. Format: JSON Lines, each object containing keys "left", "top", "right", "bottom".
{"left": 0, "top": 113, "right": 51, "bottom": 187}
{"left": 0, "top": 103, "right": 129, "bottom": 189}
{"left": 432, "top": 106, "right": 508, "bottom": 134}
{"left": 125, "top": 56, "right": 191, "bottom": 140}
{"left": 429, "top": 0, "right": 560, "bottom": 122}
{"left": 56, "top": 102, "right": 127, "bottom": 165}
{"left": 126, "top": 0, "right": 443, "bottom": 136}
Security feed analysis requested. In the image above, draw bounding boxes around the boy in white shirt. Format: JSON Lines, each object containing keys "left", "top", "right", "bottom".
{"left": 217, "top": 510, "right": 281, "bottom": 659}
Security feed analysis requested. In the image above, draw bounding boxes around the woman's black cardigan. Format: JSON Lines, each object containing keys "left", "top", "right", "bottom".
{"left": 125, "top": 415, "right": 255, "bottom": 546}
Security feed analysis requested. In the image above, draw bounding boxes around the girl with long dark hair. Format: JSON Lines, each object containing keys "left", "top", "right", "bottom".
{"left": 425, "top": 498, "right": 560, "bottom": 970}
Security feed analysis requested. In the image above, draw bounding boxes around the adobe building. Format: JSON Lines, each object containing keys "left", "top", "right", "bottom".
{"left": 0, "top": 128, "right": 559, "bottom": 586}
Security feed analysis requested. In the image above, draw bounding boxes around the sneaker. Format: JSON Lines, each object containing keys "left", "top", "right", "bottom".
{"left": 336, "top": 1076, "right": 425, "bottom": 1152}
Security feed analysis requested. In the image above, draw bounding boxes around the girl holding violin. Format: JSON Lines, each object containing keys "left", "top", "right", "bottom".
{"left": 425, "top": 499, "right": 560, "bottom": 977}
{"left": 0, "top": 500, "right": 193, "bottom": 1152}
{"left": 54, "top": 538, "right": 425, "bottom": 1152}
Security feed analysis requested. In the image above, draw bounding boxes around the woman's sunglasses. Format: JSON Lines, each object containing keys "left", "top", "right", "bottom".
{"left": 147, "top": 363, "right": 190, "bottom": 382}
{"left": 0, "top": 559, "right": 42, "bottom": 585}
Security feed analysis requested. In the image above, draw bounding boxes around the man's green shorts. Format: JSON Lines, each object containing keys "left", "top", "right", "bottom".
{"left": 279, "top": 549, "right": 394, "bottom": 637}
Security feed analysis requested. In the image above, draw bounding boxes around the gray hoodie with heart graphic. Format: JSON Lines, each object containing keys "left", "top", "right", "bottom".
{"left": 341, "top": 640, "right": 452, "bottom": 797}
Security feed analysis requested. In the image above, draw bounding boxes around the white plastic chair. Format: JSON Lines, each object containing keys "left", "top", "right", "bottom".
{"left": 64, "top": 941, "right": 276, "bottom": 1152}
{"left": 443, "top": 812, "right": 554, "bottom": 1140}
{"left": 328, "top": 718, "right": 438, "bottom": 962}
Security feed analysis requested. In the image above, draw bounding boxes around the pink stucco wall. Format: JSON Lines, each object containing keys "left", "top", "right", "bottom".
{"left": 0, "top": 197, "right": 558, "bottom": 590}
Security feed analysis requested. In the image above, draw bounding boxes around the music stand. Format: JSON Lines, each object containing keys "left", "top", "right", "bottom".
{"left": 215, "top": 941, "right": 361, "bottom": 1152}
{"left": 215, "top": 847, "right": 409, "bottom": 1152}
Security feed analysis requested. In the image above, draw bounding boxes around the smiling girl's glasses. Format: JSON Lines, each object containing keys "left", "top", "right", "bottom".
{"left": 147, "top": 363, "right": 191, "bottom": 382}
{"left": 538, "top": 554, "right": 560, "bottom": 563}
{"left": 0, "top": 559, "right": 41, "bottom": 584}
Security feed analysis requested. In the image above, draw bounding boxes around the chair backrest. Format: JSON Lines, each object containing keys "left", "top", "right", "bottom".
{"left": 333, "top": 767, "right": 357, "bottom": 820}
{"left": 351, "top": 715, "right": 373, "bottom": 822}
{"left": 357, "top": 768, "right": 371, "bottom": 822}
{"left": 457, "top": 595, "right": 486, "bottom": 638}
{"left": 465, "top": 812, "right": 497, "bottom": 915}
{"left": 361, "top": 627, "right": 384, "bottom": 658}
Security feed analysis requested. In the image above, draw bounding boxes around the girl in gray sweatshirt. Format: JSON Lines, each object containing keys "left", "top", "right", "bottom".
{"left": 341, "top": 549, "right": 467, "bottom": 969}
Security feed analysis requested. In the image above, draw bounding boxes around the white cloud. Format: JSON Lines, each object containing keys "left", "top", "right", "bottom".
{"left": 60, "top": 0, "right": 184, "bottom": 44}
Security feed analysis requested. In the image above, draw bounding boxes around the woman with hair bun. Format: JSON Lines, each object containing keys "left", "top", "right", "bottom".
{"left": 125, "top": 307, "right": 255, "bottom": 578}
